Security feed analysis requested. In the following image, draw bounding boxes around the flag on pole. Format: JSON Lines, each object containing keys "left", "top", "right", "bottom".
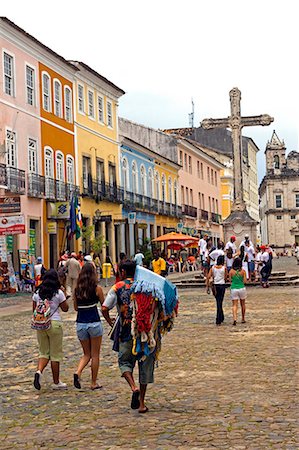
{"left": 68, "top": 195, "right": 82, "bottom": 240}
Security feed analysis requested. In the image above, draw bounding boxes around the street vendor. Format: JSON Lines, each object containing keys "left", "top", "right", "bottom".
{"left": 102, "top": 260, "right": 178, "bottom": 413}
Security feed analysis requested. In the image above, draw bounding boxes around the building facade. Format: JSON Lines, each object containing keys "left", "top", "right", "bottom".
{"left": 71, "top": 62, "right": 125, "bottom": 263}
{"left": 259, "top": 131, "right": 299, "bottom": 250}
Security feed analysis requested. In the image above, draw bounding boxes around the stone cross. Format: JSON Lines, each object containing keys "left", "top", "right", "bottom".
{"left": 201, "top": 87, "right": 274, "bottom": 211}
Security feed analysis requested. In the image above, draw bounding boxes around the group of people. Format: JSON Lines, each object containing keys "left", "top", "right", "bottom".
{"left": 32, "top": 257, "right": 177, "bottom": 414}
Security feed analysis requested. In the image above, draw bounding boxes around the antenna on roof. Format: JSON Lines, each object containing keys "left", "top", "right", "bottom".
{"left": 188, "top": 98, "right": 194, "bottom": 128}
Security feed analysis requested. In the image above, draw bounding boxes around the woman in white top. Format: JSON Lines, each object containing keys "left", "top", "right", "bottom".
{"left": 207, "top": 255, "right": 227, "bottom": 326}
{"left": 32, "top": 269, "right": 69, "bottom": 390}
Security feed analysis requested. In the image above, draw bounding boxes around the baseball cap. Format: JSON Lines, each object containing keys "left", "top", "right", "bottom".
{"left": 84, "top": 255, "right": 92, "bottom": 262}
{"left": 230, "top": 236, "right": 236, "bottom": 241}
{"left": 245, "top": 234, "right": 249, "bottom": 238}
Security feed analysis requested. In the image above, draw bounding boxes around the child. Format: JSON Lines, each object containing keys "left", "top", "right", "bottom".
{"left": 225, "top": 248, "right": 234, "bottom": 273}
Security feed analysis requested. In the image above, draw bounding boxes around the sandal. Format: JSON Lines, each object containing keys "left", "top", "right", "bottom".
{"left": 138, "top": 406, "right": 149, "bottom": 414}
{"left": 73, "top": 374, "right": 81, "bottom": 389}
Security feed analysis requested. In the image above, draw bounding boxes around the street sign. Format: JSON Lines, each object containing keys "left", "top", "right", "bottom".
{"left": 128, "top": 212, "right": 136, "bottom": 224}
{"left": 0, "top": 196, "right": 21, "bottom": 214}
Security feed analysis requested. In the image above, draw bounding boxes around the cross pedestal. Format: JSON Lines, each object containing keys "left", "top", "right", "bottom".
{"left": 201, "top": 87, "right": 273, "bottom": 246}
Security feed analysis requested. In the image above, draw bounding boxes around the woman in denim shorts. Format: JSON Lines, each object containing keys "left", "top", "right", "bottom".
{"left": 73, "top": 263, "right": 104, "bottom": 390}
{"left": 229, "top": 257, "right": 247, "bottom": 326}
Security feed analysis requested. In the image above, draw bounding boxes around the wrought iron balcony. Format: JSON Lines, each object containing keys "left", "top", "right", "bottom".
{"left": 45, "top": 178, "right": 56, "bottom": 201}
{"left": 7, "top": 167, "right": 26, "bottom": 194}
{"left": 0, "top": 163, "right": 7, "bottom": 187}
{"left": 198, "top": 209, "right": 209, "bottom": 221}
{"left": 182, "top": 204, "right": 197, "bottom": 218}
{"left": 27, "top": 173, "right": 45, "bottom": 198}
{"left": 122, "top": 190, "right": 181, "bottom": 218}
{"left": 211, "top": 212, "right": 222, "bottom": 224}
{"left": 66, "top": 183, "right": 80, "bottom": 201}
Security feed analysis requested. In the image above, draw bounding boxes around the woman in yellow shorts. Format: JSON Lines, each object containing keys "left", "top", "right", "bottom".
{"left": 32, "top": 269, "right": 69, "bottom": 390}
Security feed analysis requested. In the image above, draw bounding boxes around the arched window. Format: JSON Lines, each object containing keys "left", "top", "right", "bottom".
{"left": 132, "top": 161, "right": 138, "bottom": 193}
{"left": 64, "top": 86, "right": 72, "bottom": 122}
{"left": 140, "top": 164, "right": 146, "bottom": 196}
{"left": 148, "top": 168, "right": 153, "bottom": 198}
{"left": 274, "top": 155, "right": 280, "bottom": 169}
{"left": 122, "top": 157, "right": 129, "bottom": 191}
{"left": 155, "top": 171, "right": 160, "bottom": 200}
{"left": 66, "top": 155, "right": 75, "bottom": 185}
{"left": 161, "top": 174, "right": 166, "bottom": 203}
{"left": 168, "top": 177, "right": 172, "bottom": 204}
{"left": 54, "top": 79, "right": 62, "bottom": 117}
{"left": 42, "top": 72, "right": 51, "bottom": 112}
{"left": 56, "top": 151, "right": 65, "bottom": 181}
{"left": 44, "top": 147, "right": 54, "bottom": 178}
{"left": 174, "top": 180, "right": 178, "bottom": 205}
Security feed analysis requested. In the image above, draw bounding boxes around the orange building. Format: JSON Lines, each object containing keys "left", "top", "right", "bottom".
{"left": 38, "top": 61, "right": 78, "bottom": 268}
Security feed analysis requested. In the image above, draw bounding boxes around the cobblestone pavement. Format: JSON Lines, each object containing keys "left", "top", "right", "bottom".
{"left": 0, "top": 284, "right": 298, "bottom": 449}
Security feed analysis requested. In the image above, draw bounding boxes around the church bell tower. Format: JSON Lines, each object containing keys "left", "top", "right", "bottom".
{"left": 265, "top": 130, "right": 286, "bottom": 174}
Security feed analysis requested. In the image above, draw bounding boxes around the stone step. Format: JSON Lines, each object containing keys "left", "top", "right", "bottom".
{"left": 175, "top": 279, "right": 299, "bottom": 289}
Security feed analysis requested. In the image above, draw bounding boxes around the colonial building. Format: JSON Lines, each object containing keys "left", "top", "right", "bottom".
{"left": 70, "top": 61, "right": 124, "bottom": 264}
{"left": 259, "top": 131, "right": 299, "bottom": 250}
{"left": 120, "top": 136, "right": 181, "bottom": 257}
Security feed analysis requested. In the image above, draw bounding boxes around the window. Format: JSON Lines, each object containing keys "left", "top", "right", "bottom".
{"left": 185, "top": 187, "right": 189, "bottom": 205}
{"left": 188, "top": 156, "right": 192, "bottom": 174}
{"left": 207, "top": 167, "right": 210, "bottom": 183}
{"left": 211, "top": 170, "right": 214, "bottom": 185}
{"left": 161, "top": 174, "right": 166, "bottom": 202}
{"left": 56, "top": 152, "right": 64, "bottom": 181}
{"left": 291, "top": 215, "right": 296, "bottom": 220}
{"left": 174, "top": 180, "right": 177, "bottom": 205}
{"left": 82, "top": 156, "right": 92, "bottom": 191}
{"left": 42, "top": 72, "right": 51, "bottom": 112}
{"left": 202, "top": 193, "right": 205, "bottom": 210}
{"left": 208, "top": 196, "right": 211, "bottom": 212}
{"left": 96, "top": 159, "right": 105, "bottom": 184}
{"left": 184, "top": 153, "right": 187, "bottom": 171}
{"left": 108, "top": 162, "right": 116, "bottom": 186}
{"left": 6, "top": 130, "right": 16, "bottom": 167}
{"left": 212, "top": 197, "right": 215, "bottom": 212}
{"left": 98, "top": 95, "right": 104, "bottom": 123}
{"left": 197, "top": 161, "right": 200, "bottom": 177}
{"left": 88, "top": 90, "right": 94, "bottom": 118}
{"left": 215, "top": 172, "right": 218, "bottom": 186}
{"left": 275, "top": 194, "right": 282, "bottom": 208}
{"left": 201, "top": 163, "right": 204, "bottom": 179}
{"left": 122, "top": 157, "right": 129, "bottom": 191}
{"left": 28, "top": 138, "right": 38, "bottom": 173}
{"left": 107, "top": 101, "right": 113, "bottom": 127}
{"left": 274, "top": 155, "right": 280, "bottom": 169}
{"left": 140, "top": 165, "right": 146, "bottom": 196}
{"left": 78, "top": 84, "right": 84, "bottom": 113}
{"left": 190, "top": 188, "right": 193, "bottom": 206}
{"left": 54, "top": 80, "right": 62, "bottom": 117}
{"left": 168, "top": 177, "right": 172, "bottom": 204}
{"left": 64, "top": 87, "right": 72, "bottom": 122}
{"left": 296, "top": 194, "right": 299, "bottom": 208}
{"left": 3, "top": 52, "right": 14, "bottom": 96}
{"left": 155, "top": 172, "right": 160, "bottom": 200}
{"left": 216, "top": 199, "right": 219, "bottom": 213}
{"left": 148, "top": 168, "right": 153, "bottom": 198}
{"left": 132, "top": 161, "right": 138, "bottom": 193}
{"left": 26, "top": 65, "right": 35, "bottom": 105}
{"left": 198, "top": 192, "right": 202, "bottom": 210}
{"left": 181, "top": 185, "right": 184, "bottom": 204}
{"left": 66, "top": 156, "right": 75, "bottom": 185}
{"left": 44, "top": 148, "right": 54, "bottom": 178}
{"left": 179, "top": 151, "right": 183, "bottom": 166}
{"left": 276, "top": 215, "right": 282, "bottom": 220}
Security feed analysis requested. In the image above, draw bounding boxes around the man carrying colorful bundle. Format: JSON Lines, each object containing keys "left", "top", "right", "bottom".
{"left": 102, "top": 260, "right": 178, "bottom": 413}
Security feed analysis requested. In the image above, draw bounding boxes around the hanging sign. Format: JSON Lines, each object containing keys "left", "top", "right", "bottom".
{"left": 0, "top": 215, "right": 25, "bottom": 236}
{"left": 128, "top": 212, "right": 136, "bottom": 224}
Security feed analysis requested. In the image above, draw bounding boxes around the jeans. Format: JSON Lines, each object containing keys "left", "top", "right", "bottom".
{"left": 215, "top": 284, "right": 226, "bottom": 324}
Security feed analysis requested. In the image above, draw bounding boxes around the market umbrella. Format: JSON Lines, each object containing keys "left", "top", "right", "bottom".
{"left": 167, "top": 242, "right": 184, "bottom": 251}
{"left": 185, "top": 241, "right": 199, "bottom": 249}
{"left": 152, "top": 232, "right": 198, "bottom": 243}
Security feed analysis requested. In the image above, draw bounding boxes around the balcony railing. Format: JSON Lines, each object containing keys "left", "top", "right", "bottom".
{"left": 27, "top": 173, "right": 45, "bottom": 198}
{"left": 182, "top": 204, "right": 197, "bottom": 218}
{"left": 45, "top": 178, "right": 56, "bottom": 201}
{"left": 122, "top": 190, "right": 182, "bottom": 218}
{"left": 0, "top": 163, "right": 7, "bottom": 187}
{"left": 211, "top": 212, "right": 222, "bottom": 224}
{"left": 82, "top": 178, "right": 123, "bottom": 203}
{"left": 198, "top": 209, "right": 209, "bottom": 221}
{"left": 7, "top": 167, "right": 26, "bottom": 194}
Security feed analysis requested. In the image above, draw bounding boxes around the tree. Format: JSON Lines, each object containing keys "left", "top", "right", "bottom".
{"left": 90, "top": 234, "right": 109, "bottom": 255}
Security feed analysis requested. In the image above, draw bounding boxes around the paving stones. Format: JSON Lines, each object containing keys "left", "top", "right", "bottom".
{"left": 0, "top": 285, "right": 298, "bottom": 449}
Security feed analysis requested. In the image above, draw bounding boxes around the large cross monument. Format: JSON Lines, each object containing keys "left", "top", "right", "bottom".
{"left": 201, "top": 87, "right": 274, "bottom": 245}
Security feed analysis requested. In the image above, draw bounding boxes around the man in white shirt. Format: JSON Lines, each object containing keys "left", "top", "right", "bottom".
{"left": 239, "top": 234, "right": 254, "bottom": 249}
{"left": 209, "top": 242, "right": 225, "bottom": 267}
{"left": 134, "top": 250, "right": 145, "bottom": 266}
{"left": 225, "top": 236, "right": 237, "bottom": 255}
{"left": 245, "top": 241, "right": 255, "bottom": 280}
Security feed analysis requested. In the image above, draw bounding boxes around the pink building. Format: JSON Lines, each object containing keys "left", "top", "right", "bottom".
{"left": 177, "top": 137, "right": 223, "bottom": 244}
{"left": 0, "top": 18, "right": 43, "bottom": 269}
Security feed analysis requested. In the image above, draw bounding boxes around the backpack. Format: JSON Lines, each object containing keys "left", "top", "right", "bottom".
{"left": 31, "top": 298, "right": 52, "bottom": 330}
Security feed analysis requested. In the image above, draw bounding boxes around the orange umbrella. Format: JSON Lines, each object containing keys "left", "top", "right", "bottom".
{"left": 152, "top": 232, "right": 198, "bottom": 243}
{"left": 185, "top": 241, "right": 199, "bottom": 249}
{"left": 167, "top": 242, "right": 184, "bottom": 251}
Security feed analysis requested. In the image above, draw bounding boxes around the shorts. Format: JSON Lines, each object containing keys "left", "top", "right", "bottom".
{"left": 76, "top": 322, "right": 103, "bottom": 341}
{"left": 36, "top": 320, "right": 63, "bottom": 362}
{"left": 231, "top": 288, "right": 247, "bottom": 301}
{"left": 118, "top": 340, "right": 155, "bottom": 384}
{"left": 248, "top": 261, "right": 255, "bottom": 272}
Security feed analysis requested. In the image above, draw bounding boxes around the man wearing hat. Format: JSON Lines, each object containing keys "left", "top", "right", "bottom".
{"left": 225, "top": 236, "right": 237, "bottom": 256}
{"left": 65, "top": 252, "right": 81, "bottom": 299}
{"left": 239, "top": 234, "right": 254, "bottom": 249}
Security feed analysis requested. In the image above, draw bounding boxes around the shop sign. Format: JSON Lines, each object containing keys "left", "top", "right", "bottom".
{"left": 47, "top": 222, "right": 57, "bottom": 234}
{"left": 47, "top": 202, "right": 70, "bottom": 219}
{"left": 0, "top": 196, "right": 21, "bottom": 214}
{"left": 0, "top": 215, "right": 25, "bottom": 236}
{"left": 128, "top": 212, "right": 136, "bottom": 224}
{"left": 0, "top": 236, "right": 7, "bottom": 262}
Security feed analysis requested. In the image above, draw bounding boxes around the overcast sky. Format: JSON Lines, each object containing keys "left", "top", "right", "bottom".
{"left": 2, "top": 0, "right": 298, "bottom": 182}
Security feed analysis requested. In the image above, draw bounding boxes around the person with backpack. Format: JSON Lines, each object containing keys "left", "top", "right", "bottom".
{"left": 73, "top": 263, "right": 105, "bottom": 390}
{"left": 32, "top": 269, "right": 69, "bottom": 390}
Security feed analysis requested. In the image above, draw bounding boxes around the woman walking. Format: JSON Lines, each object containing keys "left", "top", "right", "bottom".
{"left": 207, "top": 255, "right": 227, "bottom": 326}
{"left": 32, "top": 269, "right": 69, "bottom": 390}
{"left": 229, "top": 257, "right": 247, "bottom": 326}
{"left": 73, "top": 263, "right": 104, "bottom": 390}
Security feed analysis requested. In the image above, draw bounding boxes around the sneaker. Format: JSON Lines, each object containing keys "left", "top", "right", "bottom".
{"left": 52, "top": 381, "right": 67, "bottom": 390}
{"left": 34, "top": 371, "right": 42, "bottom": 390}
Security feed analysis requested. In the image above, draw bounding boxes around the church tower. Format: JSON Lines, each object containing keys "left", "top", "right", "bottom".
{"left": 265, "top": 130, "right": 286, "bottom": 173}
